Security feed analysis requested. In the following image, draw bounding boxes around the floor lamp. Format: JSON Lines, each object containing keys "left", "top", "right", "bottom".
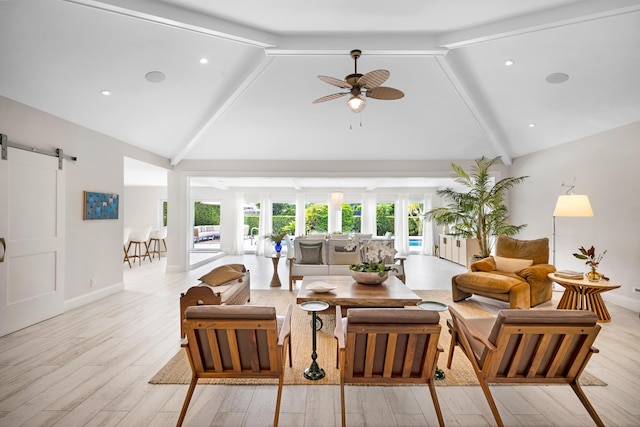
{"left": 552, "top": 192, "right": 594, "bottom": 271}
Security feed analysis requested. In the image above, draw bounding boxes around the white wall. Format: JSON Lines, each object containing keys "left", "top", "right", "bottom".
{"left": 0, "top": 95, "right": 169, "bottom": 305}
{"left": 124, "top": 186, "right": 167, "bottom": 230}
{"left": 509, "top": 121, "right": 640, "bottom": 313}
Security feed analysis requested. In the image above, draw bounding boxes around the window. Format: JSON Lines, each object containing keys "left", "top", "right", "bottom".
{"left": 272, "top": 203, "right": 296, "bottom": 234}
{"left": 193, "top": 201, "right": 221, "bottom": 252}
{"left": 408, "top": 202, "right": 424, "bottom": 251}
{"left": 342, "top": 203, "right": 361, "bottom": 233}
{"left": 305, "top": 202, "right": 328, "bottom": 233}
{"left": 375, "top": 203, "right": 394, "bottom": 237}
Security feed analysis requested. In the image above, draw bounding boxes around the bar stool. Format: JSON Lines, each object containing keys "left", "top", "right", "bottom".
{"left": 127, "top": 227, "right": 152, "bottom": 265}
{"left": 149, "top": 226, "right": 167, "bottom": 259}
{"left": 123, "top": 228, "right": 132, "bottom": 268}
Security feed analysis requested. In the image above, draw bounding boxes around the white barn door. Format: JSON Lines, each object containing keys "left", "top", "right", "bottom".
{"left": 0, "top": 148, "right": 65, "bottom": 337}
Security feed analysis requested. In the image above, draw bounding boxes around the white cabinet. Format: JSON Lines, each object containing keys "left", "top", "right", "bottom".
{"left": 438, "top": 234, "right": 479, "bottom": 268}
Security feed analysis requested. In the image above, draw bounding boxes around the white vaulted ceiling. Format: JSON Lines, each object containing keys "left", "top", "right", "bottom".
{"left": 2, "top": 0, "right": 640, "bottom": 188}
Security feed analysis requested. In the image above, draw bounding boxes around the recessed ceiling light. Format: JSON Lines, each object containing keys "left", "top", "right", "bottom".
{"left": 100, "top": 90, "right": 111, "bottom": 96}
{"left": 528, "top": 123, "right": 536, "bottom": 128}
{"left": 546, "top": 72, "right": 569, "bottom": 84}
{"left": 505, "top": 59, "right": 515, "bottom": 66}
{"left": 199, "top": 58, "right": 208, "bottom": 64}
{"left": 145, "top": 71, "right": 166, "bottom": 83}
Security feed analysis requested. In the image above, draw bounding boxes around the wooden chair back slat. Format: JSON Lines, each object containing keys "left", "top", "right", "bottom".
{"left": 364, "top": 333, "right": 377, "bottom": 377}
{"left": 382, "top": 333, "right": 397, "bottom": 377}
{"left": 401, "top": 333, "right": 419, "bottom": 377}
{"left": 225, "top": 329, "right": 242, "bottom": 372}
{"left": 527, "top": 333, "right": 553, "bottom": 377}
{"left": 208, "top": 329, "right": 224, "bottom": 372}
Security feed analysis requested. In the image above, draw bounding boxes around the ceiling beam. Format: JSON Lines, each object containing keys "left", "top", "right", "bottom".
{"left": 265, "top": 34, "right": 447, "bottom": 57}
{"left": 63, "top": 0, "right": 279, "bottom": 48}
{"left": 170, "top": 55, "right": 276, "bottom": 165}
{"left": 437, "top": 0, "right": 640, "bottom": 49}
{"left": 435, "top": 57, "right": 512, "bottom": 165}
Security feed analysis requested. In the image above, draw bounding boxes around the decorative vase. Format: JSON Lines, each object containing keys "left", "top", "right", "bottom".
{"left": 274, "top": 242, "right": 282, "bottom": 253}
{"left": 586, "top": 267, "right": 602, "bottom": 282}
{"left": 351, "top": 271, "right": 389, "bottom": 285}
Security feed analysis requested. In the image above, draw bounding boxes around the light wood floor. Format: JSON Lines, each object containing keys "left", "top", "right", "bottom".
{"left": 1, "top": 254, "right": 638, "bottom": 426}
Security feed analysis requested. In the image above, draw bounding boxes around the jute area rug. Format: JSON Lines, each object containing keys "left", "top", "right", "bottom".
{"left": 149, "top": 289, "right": 605, "bottom": 387}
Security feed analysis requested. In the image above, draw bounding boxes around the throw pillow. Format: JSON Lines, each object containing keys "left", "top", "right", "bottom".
{"left": 494, "top": 256, "right": 533, "bottom": 273}
{"left": 226, "top": 263, "right": 247, "bottom": 273}
{"left": 299, "top": 242, "right": 323, "bottom": 265}
{"left": 471, "top": 257, "right": 496, "bottom": 272}
{"left": 199, "top": 265, "right": 244, "bottom": 287}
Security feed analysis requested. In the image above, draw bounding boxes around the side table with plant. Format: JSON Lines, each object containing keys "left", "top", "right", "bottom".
{"left": 266, "top": 230, "right": 288, "bottom": 254}
{"left": 573, "top": 245, "right": 607, "bottom": 282}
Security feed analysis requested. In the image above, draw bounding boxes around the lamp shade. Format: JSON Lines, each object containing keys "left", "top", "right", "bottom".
{"left": 553, "top": 194, "right": 593, "bottom": 217}
{"left": 331, "top": 191, "right": 344, "bottom": 207}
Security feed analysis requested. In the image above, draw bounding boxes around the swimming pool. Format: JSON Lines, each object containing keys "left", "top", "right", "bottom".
{"left": 409, "top": 237, "right": 423, "bottom": 247}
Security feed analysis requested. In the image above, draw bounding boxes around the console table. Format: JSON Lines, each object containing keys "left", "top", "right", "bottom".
{"left": 548, "top": 273, "right": 621, "bottom": 322}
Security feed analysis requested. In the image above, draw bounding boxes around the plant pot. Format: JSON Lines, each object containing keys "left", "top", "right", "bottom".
{"left": 274, "top": 243, "right": 282, "bottom": 253}
{"left": 351, "top": 271, "right": 389, "bottom": 285}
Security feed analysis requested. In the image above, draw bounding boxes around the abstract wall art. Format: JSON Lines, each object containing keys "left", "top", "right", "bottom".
{"left": 84, "top": 191, "right": 119, "bottom": 220}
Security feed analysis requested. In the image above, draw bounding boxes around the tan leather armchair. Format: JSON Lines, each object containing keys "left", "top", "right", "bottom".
{"left": 452, "top": 235, "right": 556, "bottom": 309}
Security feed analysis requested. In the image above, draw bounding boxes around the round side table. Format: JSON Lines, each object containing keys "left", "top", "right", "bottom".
{"left": 299, "top": 301, "right": 329, "bottom": 380}
{"left": 548, "top": 273, "right": 621, "bottom": 322}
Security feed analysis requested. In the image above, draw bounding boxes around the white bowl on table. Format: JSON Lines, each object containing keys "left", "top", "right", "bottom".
{"left": 306, "top": 281, "right": 337, "bottom": 293}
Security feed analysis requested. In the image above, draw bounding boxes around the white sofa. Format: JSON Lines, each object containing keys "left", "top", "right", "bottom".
{"left": 288, "top": 235, "right": 406, "bottom": 290}
{"left": 193, "top": 225, "right": 220, "bottom": 242}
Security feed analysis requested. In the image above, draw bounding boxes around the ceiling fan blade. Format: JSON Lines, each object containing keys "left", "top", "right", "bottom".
{"left": 366, "top": 86, "right": 405, "bottom": 100}
{"left": 312, "top": 92, "right": 348, "bottom": 104}
{"left": 318, "top": 75, "right": 352, "bottom": 89}
{"left": 357, "top": 69, "right": 390, "bottom": 89}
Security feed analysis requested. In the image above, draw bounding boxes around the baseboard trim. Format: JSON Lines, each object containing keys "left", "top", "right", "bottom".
{"left": 604, "top": 293, "right": 640, "bottom": 314}
{"left": 64, "top": 282, "right": 125, "bottom": 312}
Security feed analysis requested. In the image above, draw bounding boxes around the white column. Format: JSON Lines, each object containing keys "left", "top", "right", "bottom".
{"left": 258, "top": 194, "right": 272, "bottom": 256}
{"left": 295, "top": 192, "right": 305, "bottom": 236}
{"left": 234, "top": 192, "right": 245, "bottom": 255}
{"left": 395, "top": 193, "right": 409, "bottom": 256}
{"left": 166, "top": 170, "right": 188, "bottom": 272}
{"left": 361, "top": 192, "right": 377, "bottom": 236}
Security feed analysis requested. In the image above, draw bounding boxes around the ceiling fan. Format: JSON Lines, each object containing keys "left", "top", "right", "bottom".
{"left": 313, "top": 49, "right": 404, "bottom": 113}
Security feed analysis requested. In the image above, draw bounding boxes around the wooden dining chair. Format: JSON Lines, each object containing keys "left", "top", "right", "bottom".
{"left": 178, "top": 304, "right": 292, "bottom": 427}
{"left": 334, "top": 306, "right": 444, "bottom": 427}
{"left": 447, "top": 306, "right": 604, "bottom": 427}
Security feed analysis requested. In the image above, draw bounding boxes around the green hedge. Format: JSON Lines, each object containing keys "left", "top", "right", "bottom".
{"left": 194, "top": 202, "right": 220, "bottom": 226}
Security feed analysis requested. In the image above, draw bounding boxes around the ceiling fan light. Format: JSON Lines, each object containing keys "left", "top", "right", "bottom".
{"left": 347, "top": 95, "right": 365, "bottom": 112}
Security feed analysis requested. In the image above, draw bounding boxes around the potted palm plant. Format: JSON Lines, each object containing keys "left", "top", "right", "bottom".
{"left": 422, "top": 156, "right": 528, "bottom": 259}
